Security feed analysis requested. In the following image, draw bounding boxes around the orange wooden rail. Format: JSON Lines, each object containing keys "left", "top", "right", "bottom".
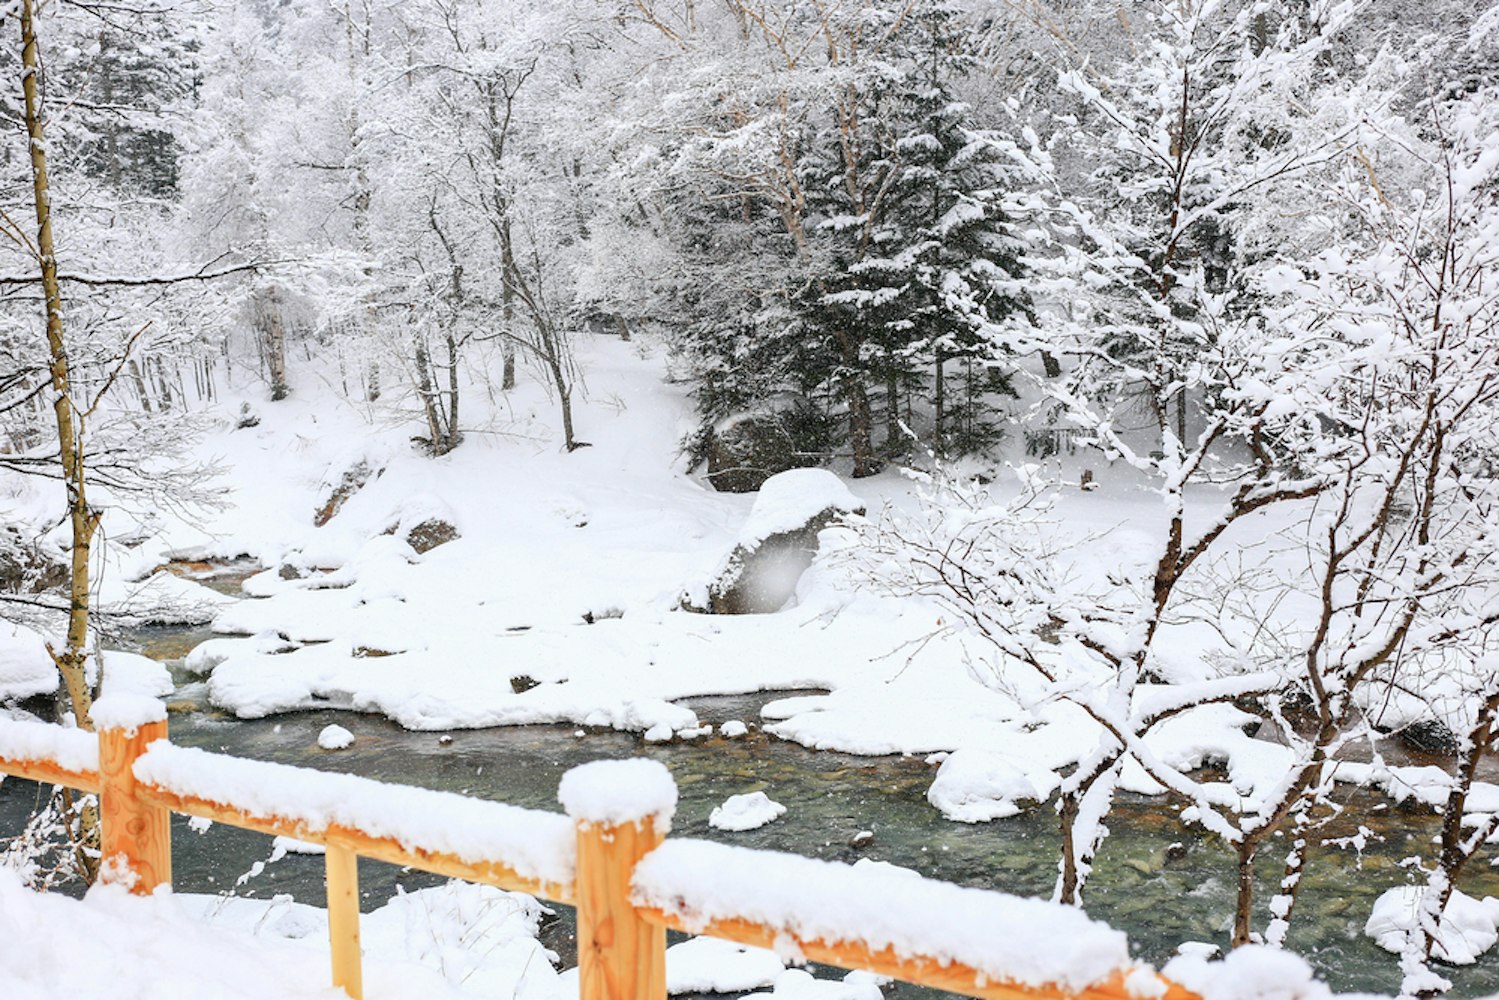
{"left": 0, "top": 716, "right": 1197, "bottom": 1000}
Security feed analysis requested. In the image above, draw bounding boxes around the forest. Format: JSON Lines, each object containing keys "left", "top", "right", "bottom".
{"left": 2, "top": 0, "right": 1499, "bottom": 998}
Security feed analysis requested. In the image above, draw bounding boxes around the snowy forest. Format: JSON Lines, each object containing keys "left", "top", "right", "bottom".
{"left": 3, "top": 0, "right": 1499, "bottom": 997}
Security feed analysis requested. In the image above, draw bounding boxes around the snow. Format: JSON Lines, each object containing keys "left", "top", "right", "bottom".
{"left": 664, "top": 935, "right": 785, "bottom": 994}
{"left": 0, "top": 623, "right": 56, "bottom": 702}
{"left": 720, "top": 719, "right": 749, "bottom": 738}
{"left": 1162, "top": 945, "right": 1332, "bottom": 1000}
{"left": 631, "top": 838, "right": 1132, "bottom": 991}
{"left": 734, "top": 469, "right": 865, "bottom": 546}
{"left": 740, "top": 968, "right": 886, "bottom": 1000}
{"left": 1365, "top": 887, "right": 1499, "bottom": 965}
{"left": 557, "top": 758, "right": 677, "bottom": 830}
{"left": 0, "top": 870, "right": 562, "bottom": 1000}
{"left": 133, "top": 742, "right": 575, "bottom": 887}
{"left": 317, "top": 723, "right": 355, "bottom": 750}
{"left": 90, "top": 692, "right": 168, "bottom": 731}
{"left": 0, "top": 717, "right": 99, "bottom": 774}
{"left": 709, "top": 791, "right": 786, "bottom": 831}
{"left": 926, "top": 748, "right": 1058, "bottom": 822}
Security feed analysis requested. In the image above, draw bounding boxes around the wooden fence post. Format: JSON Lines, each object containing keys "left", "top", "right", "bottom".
{"left": 325, "top": 844, "right": 364, "bottom": 999}
{"left": 561, "top": 760, "right": 675, "bottom": 1000}
{"left": 98, "top": 717, "right": 171, "bottom": 893}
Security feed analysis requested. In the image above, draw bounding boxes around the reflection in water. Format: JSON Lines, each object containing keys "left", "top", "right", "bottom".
{"left": 3, "top": 622, "right": 1496, "bottom": 999}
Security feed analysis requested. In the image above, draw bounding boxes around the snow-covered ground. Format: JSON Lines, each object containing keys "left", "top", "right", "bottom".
{"left": 6, "top": 335, "right": 1499, "bottom": 994}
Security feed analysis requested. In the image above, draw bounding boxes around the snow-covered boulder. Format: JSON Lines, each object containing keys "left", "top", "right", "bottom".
{"left": 385, "top": 493, "right": 461, "bottom": 554}
{"left": 696, "top": 469, "right": 865, "bottom": 614}
{"left": 1365, "top": 886, "right": 1499, "bottom": 965}
{"left": 709, "top": 791, "right": 787, "bottom": 831}
{"left": 318, "top": 724, "right": 355, "bottom": 750}
{"left": 926, "top": 749, "right": 1057, "bottom": 822}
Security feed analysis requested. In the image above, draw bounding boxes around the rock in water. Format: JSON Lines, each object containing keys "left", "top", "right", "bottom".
{"left": 709, "top": 791, "right": 787, "bottom": 831}
{"left": 317, "top": 724, "right": 355, "bottom": 750}
{"left": 700, "top": 469, "right": 865, "bottom": 615}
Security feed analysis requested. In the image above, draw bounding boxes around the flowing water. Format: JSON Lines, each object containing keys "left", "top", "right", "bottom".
{"left": 3, "top": 575, "right": 1497, "bottom": 998}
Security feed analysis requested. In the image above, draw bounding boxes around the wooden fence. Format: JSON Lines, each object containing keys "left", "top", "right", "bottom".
{"left": 0, "top": 710, "right": 1197, "bottom": 1000}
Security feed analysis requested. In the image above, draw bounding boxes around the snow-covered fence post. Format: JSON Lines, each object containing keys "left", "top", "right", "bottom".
{"left": 559, "top": 760, "right": 676, "bottom": 1000}
{"left": 325, "top": 845, "right": 363, "bottom": 999}
{"left": 94, "top": 696, "right": 172, "bottom": 894}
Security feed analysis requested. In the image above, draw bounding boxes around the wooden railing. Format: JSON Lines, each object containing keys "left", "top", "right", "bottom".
{"left": 0, "top": 701, "right": 1198, "bottom": 1000}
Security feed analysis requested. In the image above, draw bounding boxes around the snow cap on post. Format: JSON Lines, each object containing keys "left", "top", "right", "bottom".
{"left": 91, "top": 693, "right": 168, "bottom": 735}
{"left": 559, "top": 758, "right": 677, "bottom": 832}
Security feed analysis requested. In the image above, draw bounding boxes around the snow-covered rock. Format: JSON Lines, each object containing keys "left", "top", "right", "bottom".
{"left": 926, "top": 748, "right": 1057, "bottom": 822}
{"left": 1365, "top": 886, "right": 1499, "bottom": 965}
{"left": 698, "top": 469, "right": 865, "bottom": 614}
{"left": 709, "top": 791, "right": 787, "bottom": 832}
{"left": 317, "top": 724, "right": 355, "bottom": 750}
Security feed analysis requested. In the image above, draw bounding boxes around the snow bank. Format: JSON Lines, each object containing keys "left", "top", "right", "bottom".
{"left": 709, "top": 790, "right": 787, "bottom": 831}
{"left": 0, "top": 624, "right": 55, "bottom": 702}
{"left": 0, "top": 870, "right": 562, "bottom": 1000}
{"left": 558, "top": 758, "right": 677, "bottom": 830}
{"left": 632, "top": 838, "right": 1131, "bottom": 991}
{"left": 0, "top": 717, "right": 98, "bottom": 773}
{"left": 1365, "top": 887, "right": 1499, "bottom": 965}
{"left": 133, "top": 742, "right": 575, "bottom": 887}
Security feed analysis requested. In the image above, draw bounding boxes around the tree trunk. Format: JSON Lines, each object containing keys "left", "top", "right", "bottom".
{"left": 264, "top": 287, "right": 289, "bottom": 401}
{"left": 884, "top": 377, "right": 900, "bottom": 453}
{"left": 847, "top": 377, "right": 877, "bottom": 477}
{"left": 22, "top": 0, "right": 101, "bottom": 882}
{"left": 933, "top": 352, "right": 946, "bottom": 454}
{"left": 500, "top": 218, "right": 518, "bottom": 390}
{"left": 1234, "top": 843, "right": 1257, "bottom": 947}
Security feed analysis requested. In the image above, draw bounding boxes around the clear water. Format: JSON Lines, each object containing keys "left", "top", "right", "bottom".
{"left": 3, "top": 610, "right": 1496, "bottom": 998}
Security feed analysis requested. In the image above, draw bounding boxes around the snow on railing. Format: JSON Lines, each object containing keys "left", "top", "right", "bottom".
{"left": 0, "top": 715, "right": 1198, "bottom": 1000}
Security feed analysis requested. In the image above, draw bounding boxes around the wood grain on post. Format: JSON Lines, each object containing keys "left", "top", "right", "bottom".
{"left": 325, "top": 844, "right": 364, "bottom": 1000}
{"left": 98, "top": 720, "right": 171, "bottom": 894}
{"left": 575, "top": 816, "right": 668, "bottom": 1000}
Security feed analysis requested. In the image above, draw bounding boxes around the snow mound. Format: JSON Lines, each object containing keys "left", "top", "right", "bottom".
{"left": 666, "top": 935, "right": 784, "bottom": 994}
{"left": 318, "top": 724, "right": 355, "bottom": 750}
{"left": 926, "top": 749, "right": 1057, "bottom": 822}
{"left": 736, "top": 469, "right": 864, "bottom": 549}
{"left": 709, "top": 791, "right": 787, "bottom": 832}
{"left": 1365, "top": 886, "right": 1499, "bottom": 965}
